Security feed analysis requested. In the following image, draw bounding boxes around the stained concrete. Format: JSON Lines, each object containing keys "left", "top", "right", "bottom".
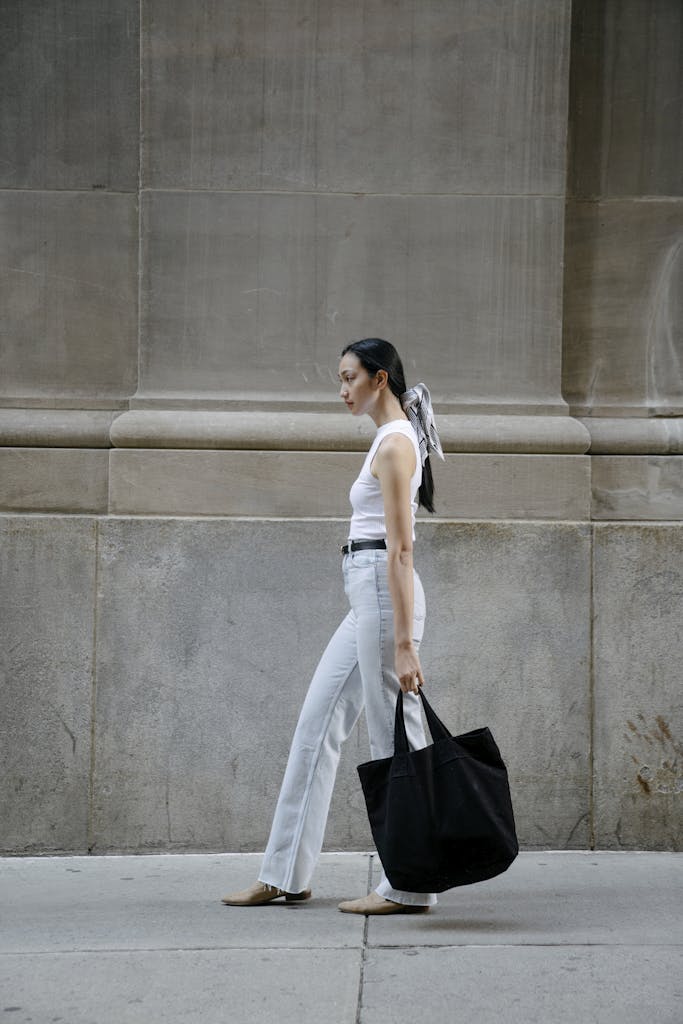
{"left": 582, "top": 418, "right": 683, "bottom": 455}
{"left": 86, "top": 518, "right": 590, "bottom": 853}
{"left": 0, "top": 0, "right": 139, "bottom": 191}
{"left": 592, "top": 525, "right": 683, "bottom": 850}
{"left": 563, "top": 199, "right": 683, "bottom": 416}
{"left": 0, "top": 191, "right": 139, "bottom": 401}
{"left": 0, "top": 516, "right": 96, "bottom": 852}
{"left": 0, "top": 852, "right": 681, "bottom": 1024}
{"left": 418, "top": 521, "right": 592, "bottom": 850}
{"left": 563, "top": 2, "right": 683, "bottom": 424}
{"left": 568, "top": 0, "right": 683, "bottom": 199}
{"left": 90, "top": 517, "right": 371, "bottom": 853}
{"left": 2, "top": 512, "right": 681, "bottom": 854}
{"left": 142, "top": 0, "right": 569, "bottom": 194}
{"left": 591, "top": 456, "right": 683, "bottom": 520}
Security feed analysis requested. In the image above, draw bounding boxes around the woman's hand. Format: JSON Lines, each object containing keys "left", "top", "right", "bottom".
{"left": 395, "top": 641, "right": 425, "bottom": 694}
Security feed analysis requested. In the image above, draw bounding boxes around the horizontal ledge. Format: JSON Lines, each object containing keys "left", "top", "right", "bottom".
{"left": 580, "top": 418, "right": 683, "bottom": 454}
{"left": 110, "top": 411, "right": 591, "bottom": 454}
{"left": 7, "top": 410, "right": 681, "bottom": 455}
{"left": 0, "top": 410, "right": 117, "bottom": 447}
{"left": 0, "top": 397, "right": 130, "bottom": 410}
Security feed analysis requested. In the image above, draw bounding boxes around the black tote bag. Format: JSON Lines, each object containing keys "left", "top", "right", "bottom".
{"left": 357, "top": 690, "right": 518, "bottom": 893}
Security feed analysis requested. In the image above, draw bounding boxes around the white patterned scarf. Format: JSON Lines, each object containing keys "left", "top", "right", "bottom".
{"left": 401, "top": 383, "right": 445, "bottom": 466}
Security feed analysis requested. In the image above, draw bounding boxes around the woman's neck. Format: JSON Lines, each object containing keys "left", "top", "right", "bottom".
{"left": 369, "top": 393, "right": 408, "bottom": 429}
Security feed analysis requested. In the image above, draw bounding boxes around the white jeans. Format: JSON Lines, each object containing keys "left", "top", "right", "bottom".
{"left": 259, "top": 547, "right": 437, "bottom": 907}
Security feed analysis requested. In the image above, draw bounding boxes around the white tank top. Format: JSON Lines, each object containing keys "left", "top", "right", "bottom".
{"left": 348, "top": 419, "right": 422, "bottom": 541}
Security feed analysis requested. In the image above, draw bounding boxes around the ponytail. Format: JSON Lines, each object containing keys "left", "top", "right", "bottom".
{"left": 341, "top": 338, "right": 442, "bottom": 513}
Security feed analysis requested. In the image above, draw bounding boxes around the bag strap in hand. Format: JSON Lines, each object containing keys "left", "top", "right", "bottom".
{"left": 394, "top": 690, "right": 453, "bottom": 755}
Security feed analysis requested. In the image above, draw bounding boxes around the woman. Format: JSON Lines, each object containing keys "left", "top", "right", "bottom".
{"left": 222, "top": 338, "right": 444, "bottom": 915}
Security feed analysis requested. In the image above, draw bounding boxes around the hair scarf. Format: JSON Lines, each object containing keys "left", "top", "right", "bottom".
{"left": 400, "top": 383, "right": 445, "bottom": 466}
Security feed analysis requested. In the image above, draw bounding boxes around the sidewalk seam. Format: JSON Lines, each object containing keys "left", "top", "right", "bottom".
{"left": 354, "top": 853, "right": 373, "bottom": 1024}
{"left": 589, "top": 523, "right": 596, "bottom": 849}
{"left": 87, "top": 520, "right": 100, "bottom": 854}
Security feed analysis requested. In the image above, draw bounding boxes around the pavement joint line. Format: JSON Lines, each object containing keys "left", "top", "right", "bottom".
{"left": 0, "top": 946, "right": 365, "bottom": 957}
{"left": 2, "top": 942, "right": 681, "bottom": 958}
{"left": 366, "top": 942, "right": 683, "bottom": 950}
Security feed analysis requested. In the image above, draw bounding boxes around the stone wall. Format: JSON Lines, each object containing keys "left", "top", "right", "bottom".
{"left": 0, "top": 0, "right": 680, "bottom": 853}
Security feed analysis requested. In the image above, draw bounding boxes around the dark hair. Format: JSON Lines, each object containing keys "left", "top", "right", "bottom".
{"left": 341, "top": 338, "right": 436, "bottom": 513}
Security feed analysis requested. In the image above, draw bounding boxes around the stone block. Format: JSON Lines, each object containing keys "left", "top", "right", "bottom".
{"left": 569, "top": 0, "right": 683, "bottom": 199}
{"left": 0, "top": 449, "right": 109, "bottom": 514}
{"left": 138, "top": 191, "right": 318, "bottom": 398}
{"left": 143, "top": 0, "right": 569, "bottom": 195}
{"left": 0, "top": 949, "right": 361, "bottom": 1024}
{"left": 591, "top": 456, "right": 683, "bottom": 520}
{"left": 0, "top": 191, "right": 138, "bottom": 401}
{"left": 313, "top": 195, "right": 565, "bottom": 409}
{"left": 418, "top": 521, "right": 592, "bottom": 849}
{"left": 0, "top": 0, "right": 139, "bottom": 190}
{"left": 362, "top": 947, "right": 681, "bottom": 1024}
{"left": 139, "top": 191, "right": 565, "bottom": 410}
{"left": 108, "top": 450, "right": 590, "bottom": 519}
{"left": 91, "top": 519, "right": 590, "bottom": 852}
{"left": 562, "top": 199, "right": 683, "bottom": 415}
{"left": 0, "top": 517, "right": 96, "bottom": 852}
{"left": 593, "top": 525, "right": 683, "bottom": 849}
{"left": 433, "top": 454, "right": 590, "bottom": 520}
{"left": 108, "top": 450, "right": 358, "bottom": 517}
{"left": 91, "top": 518, "right": 371, "bottom": 852}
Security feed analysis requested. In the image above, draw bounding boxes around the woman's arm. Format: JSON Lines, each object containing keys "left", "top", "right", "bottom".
{"left": 373, "top": 434, "right": 425, "bottom": 694}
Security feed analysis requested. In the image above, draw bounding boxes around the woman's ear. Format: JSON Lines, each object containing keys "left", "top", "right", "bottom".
{"left": 374, "top": 369, "right": 389, "bottom": 390}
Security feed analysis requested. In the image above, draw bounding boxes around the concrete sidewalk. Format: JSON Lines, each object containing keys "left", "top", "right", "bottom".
{"left": 0, "top": 852, "right": 681, "bottom": 1024}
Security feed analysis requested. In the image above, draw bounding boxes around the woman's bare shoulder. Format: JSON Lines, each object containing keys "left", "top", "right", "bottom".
{"left": 371, "top": 431, "right": 415, "bottom": 477}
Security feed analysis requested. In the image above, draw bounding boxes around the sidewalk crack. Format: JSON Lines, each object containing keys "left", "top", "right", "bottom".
{"left": 354, "top": 853, "right": 373, "bottom": 1024}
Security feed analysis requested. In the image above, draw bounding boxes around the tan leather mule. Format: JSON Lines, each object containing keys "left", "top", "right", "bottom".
{"left": 337, "top": 891, "right": 430, "bottom": 915}
{"left": 221, "top": 881, "right": 312, "bottom": 906}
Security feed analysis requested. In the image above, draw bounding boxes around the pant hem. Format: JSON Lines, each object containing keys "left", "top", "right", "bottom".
{"left": 375, "top": 878, "right": 437, "bottom": 906}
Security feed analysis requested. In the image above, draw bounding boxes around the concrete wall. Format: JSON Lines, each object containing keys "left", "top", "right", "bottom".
{"left": 0, "top": 0, "right": 681, "bottom": 854}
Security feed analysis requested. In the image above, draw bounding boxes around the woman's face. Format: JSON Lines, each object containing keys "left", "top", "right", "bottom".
{"left": 338, "top": 353, "right": 378, "bottom": 416}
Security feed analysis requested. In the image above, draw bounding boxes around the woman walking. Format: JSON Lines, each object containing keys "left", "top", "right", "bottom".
{"left": 221, "top": 338, "right": 444, "bottom": 915}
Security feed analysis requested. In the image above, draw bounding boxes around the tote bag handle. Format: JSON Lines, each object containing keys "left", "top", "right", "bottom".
{"left": 394, "top": 689, "right": 452, "bottom": 755}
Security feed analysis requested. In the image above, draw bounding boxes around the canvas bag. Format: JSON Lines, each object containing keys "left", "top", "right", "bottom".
{"left": 357, "top": 690, "right": 519, "bottom": 892}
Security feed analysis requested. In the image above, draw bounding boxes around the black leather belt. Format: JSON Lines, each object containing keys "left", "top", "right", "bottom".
{"left": 341, "top": 539, "right": 387, "bottom": 555}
